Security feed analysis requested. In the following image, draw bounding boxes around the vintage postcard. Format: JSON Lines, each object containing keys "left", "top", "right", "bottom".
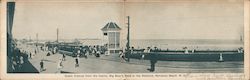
{"left": 0, "top": 0, "right": 249, "bottom": 80}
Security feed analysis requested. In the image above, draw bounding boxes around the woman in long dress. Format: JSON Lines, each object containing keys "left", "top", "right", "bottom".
{"left": 57, "top": 59, "right": 63, "bottom": 73}
{"left": 119, "top": 50, "right": 125, "bottom": 62}
{"left": 75, "top": 56, "right": 80, "bottom": 67}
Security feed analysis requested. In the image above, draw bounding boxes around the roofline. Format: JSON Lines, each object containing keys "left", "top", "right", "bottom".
{"left": 101, "top": 22, "right": 121, "bottom": 31}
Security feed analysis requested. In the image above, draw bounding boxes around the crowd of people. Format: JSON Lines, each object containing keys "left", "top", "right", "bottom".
{"left": 8, "top": 41, "right": 160, "bottom": 73}
{"left": 9, "top": 47, "right": 28, "bottom": 72}
{"left": 41, "top": 44, "right": 109, "bottom": 73}
{"left": 7, "top": 42, "right": 41, "bottom": 73}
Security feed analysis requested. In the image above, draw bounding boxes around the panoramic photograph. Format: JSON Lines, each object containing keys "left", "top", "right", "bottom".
{"left": 7, "top": 0, "right": 244, "bottom": 73}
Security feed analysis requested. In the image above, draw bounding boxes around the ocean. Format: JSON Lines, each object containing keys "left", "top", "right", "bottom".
{"left": 75, "top": 39, "right": 243, "bottom": 51}
{"left": 124, "top": 39, "right": 243, "bottom": 51}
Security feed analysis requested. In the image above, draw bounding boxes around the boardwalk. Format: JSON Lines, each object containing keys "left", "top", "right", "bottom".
{"left": 16, "top": 44, "right": 243, "bottom": 73}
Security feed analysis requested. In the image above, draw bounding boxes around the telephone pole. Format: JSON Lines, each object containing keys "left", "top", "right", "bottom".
{"left": 36, "top": 33, "right": 38, "bottom": 47}
{"left": 126, "top": 16, "right": 130, "bottom": 62}
{"left": 56, "top": 28, "right": 59, "bottom": 43}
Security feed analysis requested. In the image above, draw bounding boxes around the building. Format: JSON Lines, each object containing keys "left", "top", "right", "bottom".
{"left": 101, "top": 22, "right": 121, "bottom": 54}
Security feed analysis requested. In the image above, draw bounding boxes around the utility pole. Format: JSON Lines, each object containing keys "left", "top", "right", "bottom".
{"left": 56, "top": 28, "right": 59, "bottom": 43}
{"left": 240, "top": 35, "right": 243, "bottom": 42}
{"left": 126, "top": 16, "right": 130, "bottom": 62}
{"left": 36, "top": 33, "right": 38, "bottom": 47}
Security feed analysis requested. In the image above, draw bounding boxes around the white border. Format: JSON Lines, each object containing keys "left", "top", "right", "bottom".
{"left": 0, "top": 0, "right": 249, "bottom": 80}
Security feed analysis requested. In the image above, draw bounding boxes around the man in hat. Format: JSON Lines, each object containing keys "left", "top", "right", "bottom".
{"left": 147, "top": 53, "right": 158, "bottom": 72}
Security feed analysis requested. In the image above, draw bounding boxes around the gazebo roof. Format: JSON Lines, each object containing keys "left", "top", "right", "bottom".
{"left": 101, "top": 22, "right": 121, "bottom": 31}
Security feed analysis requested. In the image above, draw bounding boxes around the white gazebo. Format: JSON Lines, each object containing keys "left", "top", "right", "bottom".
{"left": 101, "top": 22, "right": 121, "bottom": 54}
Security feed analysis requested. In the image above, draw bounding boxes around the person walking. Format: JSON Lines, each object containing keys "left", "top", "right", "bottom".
{"left": 141, "top": 53, "right": 145, "bottom": 60}
{"left": 131, "top": 47, "right": 134, "bottom": 54}
{"left": 20, "top": 56, "right": 24, "bottom": 64}
{"left": 147, "top": 53, "right": 158, "bottom": 72}
{"left": 62, "top": 54, "right": 66, "bottom": 61}
{"left": 57, "top": 59, "right": 63, "bottom": 73}
{"left": 29, "top": 52, "right": 32, "bottom": 59}
{"left": 77, "top": 49, "right": 81, "bottom": 57}
{"left": 75, "top": 56, "right": 79, "bottom": 67}
{"left": 84, "top": 50, "right": 88, "bottom": 59}
{"left": 53, "top": 47, "right": 56, "bottom": 54}
{"left": 119, "top": 50, "right": 125, "bottom": 62}
{"left": 46, "top": 51, "right": 51, "bottom": 56}
{"left": 40, "top": 60, "right": 44, "bottom": 72}
{"left": 147, "top": 47, "right": 151, "bottom": 53}
{"left": 96, "top": 51, "right": 100, "bottom": 57}
{"left": 34, "top": 49, "right": 37, "bottom": 54}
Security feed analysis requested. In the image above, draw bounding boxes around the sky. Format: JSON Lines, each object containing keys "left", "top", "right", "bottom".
{"left": 12, "top": 0, "right": 244, "bottom": 40}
